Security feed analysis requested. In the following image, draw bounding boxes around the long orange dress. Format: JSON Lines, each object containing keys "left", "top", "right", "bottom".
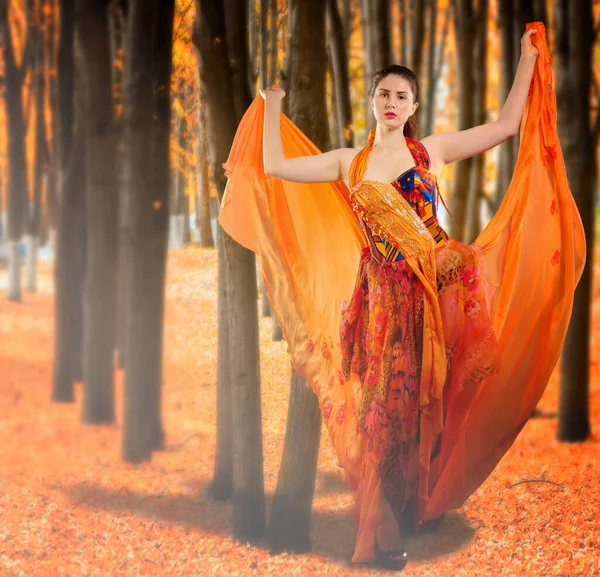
{"left": 218, "top": 23, "right": 586, "bottom": 562}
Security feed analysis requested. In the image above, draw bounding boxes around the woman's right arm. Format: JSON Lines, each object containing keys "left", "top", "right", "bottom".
{"left": 262, "top": 89, "right": 355, "bottom": 183}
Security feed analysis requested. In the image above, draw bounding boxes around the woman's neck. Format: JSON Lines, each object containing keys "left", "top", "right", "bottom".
{"left": 371, "top": 126, "right": 408, "bottom": 154}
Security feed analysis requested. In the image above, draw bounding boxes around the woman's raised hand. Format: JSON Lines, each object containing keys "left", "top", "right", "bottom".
{"left": 520, "top": 28, "right": 539, "bottom": 60}
{"left": 259, "top": 87, "right": 286, "bottom": 101}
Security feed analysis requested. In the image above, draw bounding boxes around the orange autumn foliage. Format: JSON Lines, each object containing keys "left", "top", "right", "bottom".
{"left": 0, "top": 249, "right": 598, "bottom": 576}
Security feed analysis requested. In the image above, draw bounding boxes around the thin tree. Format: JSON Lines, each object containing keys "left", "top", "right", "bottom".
{"left": 424, "top": 0, "right": 450, "bottom": 137}
{"left": 362, "top": 0, "right": 391, "bottom": 131}
{"left": 449, "top": 0, "right": 476, "bottom": 242}
{"left": 194, "top": 0, "right": 265, "bottom": 542}
{"left": 248, "top": 0, "right": 258, "bottom": 90}
{"left": 424, "top": 0, "right": 438, "bottom": 136}
{"left": 494, "top": 0, "right": 516, "bottom": 209}
{"left": 556, "top": 0, "right": 594, "bottom": 442}
{"left": 78, "top": 0, "right": 118, "bottom": 424}
{"left": 327, "top": 0, "right": 354, "bottom": 148}
{"left": 465, "top": 0, "right": 488, "bottom": 241}
{"left": 399, "top": 0, "right": 408, "bottom": 64}
{"left": 267, "top": 0, "right": 328, "bottom": 554}
{"left": 26, "top": 4, "right": 47, "bottom": 292}
{"left": 0, "top": 0, "right": 33, "bottom": 302}
{"left": 410, "top": 0, "right": 426, "bottom": 79}
{"left": 268, "top": 0, "right": 278, "bottom": 86}
{"left": 44, "top": 0, "right": 59, "bottom": 255}
{"left": 52, "top": 0, "right": 86, "bottom": 402}
{"left": 259, "top": 0, "right": 268, "bottom": 89}
{"left": 195, "top": 86, "right": 214, "bottom": 248}
{"left": 146, "top": 0, "right": 175, "bottom": 450}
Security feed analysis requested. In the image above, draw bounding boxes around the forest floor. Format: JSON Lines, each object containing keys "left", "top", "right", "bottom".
{"left": 0, "top": 247, "right": 599, "bottom": 577}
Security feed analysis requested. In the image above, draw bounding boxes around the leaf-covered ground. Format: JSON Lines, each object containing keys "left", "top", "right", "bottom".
{"left": 0, "top": 248, "right": 598, "bottom": 576}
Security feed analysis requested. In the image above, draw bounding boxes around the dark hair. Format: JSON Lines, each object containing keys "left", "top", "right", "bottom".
{"left": 369, "top": 65, "right": 419, "bottom": 139}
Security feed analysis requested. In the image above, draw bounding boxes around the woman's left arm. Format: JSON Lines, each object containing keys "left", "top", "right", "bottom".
{"left": 421, "top": 28, "right": 539, "bottom": 172}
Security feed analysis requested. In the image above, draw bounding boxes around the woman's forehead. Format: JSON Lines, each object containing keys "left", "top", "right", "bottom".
{"left": 376, "top": 75, "right": 412, "bottom": 93}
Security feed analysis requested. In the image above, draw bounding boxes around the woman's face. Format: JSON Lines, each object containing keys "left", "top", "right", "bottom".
{"left": 370, "top": 75, "right": 418, "bottom": 129}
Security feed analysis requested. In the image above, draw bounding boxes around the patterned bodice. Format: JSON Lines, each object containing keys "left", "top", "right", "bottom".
{"left": 362, "top": 138, "right": 449, "bottom": 262}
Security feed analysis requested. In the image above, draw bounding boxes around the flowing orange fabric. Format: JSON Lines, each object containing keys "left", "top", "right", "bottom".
{"left": 218, "top": 22, "right": 585, "bottom": 562}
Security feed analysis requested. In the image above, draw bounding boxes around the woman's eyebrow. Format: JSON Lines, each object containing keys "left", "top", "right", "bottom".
{"left": 378, "top": 88, "right": 408, "bottom": 95}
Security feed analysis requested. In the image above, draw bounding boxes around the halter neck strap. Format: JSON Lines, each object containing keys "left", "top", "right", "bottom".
{"left": 348, "top": 130, "right": 452, "bottom": 218}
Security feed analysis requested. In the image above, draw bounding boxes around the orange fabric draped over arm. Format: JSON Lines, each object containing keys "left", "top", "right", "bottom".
{"left": 421, "top": 22, "right": 586, "bottom": 519}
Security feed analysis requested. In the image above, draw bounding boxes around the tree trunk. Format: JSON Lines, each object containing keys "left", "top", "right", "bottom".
{"left": 44, "top": 0, "right": 59, "bottom": 253}
{"left": 27, "top": 16, "right": 47, "bottom": 293}
{"left": 0, "top": 0, "right": 32, "bottom": 302}
{"left": 556, "top": 0, "right": 593, "bottom": 442}
{"left": 259, "top": 0, "right": 268, "bottom": 89}
{"left": 494, "top": 0, "right": 516, "bottom": 209}
{"left": 78, "top": 0, "right": 118, "bottom": 424}
{"left": 121, "top": 0, "right": 174, "bottom": 461}
{"left": 195, "top": 88, "right": 214, "bottom": 248}
{"left": 268, "top": 0, "right": 278, "bottom": 86}
{"left": 182, "top": 171, "right": 191, "bottom": 245}
{"left": 327, "top": 0, "right": 354, "bottom": 148}
{"left": 175, "top": 112, "right": 190, "bottom": 246}
{"left": 449, "top": 0, "right": 476, "bottom": 242}
{"left": 410, "top": 0, "right": 426, "bottom": 79}
{"left": 268, "top": 370, "right": 322, "bottom": 553}
{"left": 424, "top": 0, "right": 438, "bottom": 136}
{"left": 362, "top": 0, "right": 391, "bottom": 131}
{"left": 399, "top": 0, "right": 408, "bottom": 64}
{"left": 208, "top": 224, "right": 234, "bottom": 500}
{"left": 361, "top": 0, "right": 374, "bottom": 130}
{"left": 195, "top": 0, "right": 265, "bottom": 542}
{"left": 465, "top": 0, "right": 487, "bottom": 242}
{"left": 109, "top": 0, "right": 128, "bottom": 372}
{"left": 248, "top": 0, "right": 258, "bottom": 91}
{"left": 52, "top": 0, "right": 86, "bottom": 402}
{"left": 267, "top": 0, "right": 327, "bottom": 554}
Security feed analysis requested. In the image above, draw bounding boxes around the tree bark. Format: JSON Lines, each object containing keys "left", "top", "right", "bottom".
{"left": 195, "top": 0, "right": 265, "bottom": 542}
{"left": 327, "top": 0, "right": 354, "bottom": 147}
{"left": 121, "top": 0, "right": 174, "bottom": 461}
{"left": 52, "top": 0, "right": 86, "bottom": 402}
{"left": 268, "top": 0, "right": 278, "bottom": 86}
{"left": 146, "top": 0, "right": 174, "bottom": 451}
{"left": 195, "top": 87, "right": 214, "bottom": 248}
{"left": 465, "top": 0, "right": 487, "bottom": 242}
{"left": 248, "top": 0, "right": 258, "bottom": 91}
{"left": 449, "top": 0, "right": 476, "bottom": 242}
{"left": 267, "top": 0, "right": 327, "bottom": 554}
{"left": 399, "top": 0, "right": 408, "bottom": 64}
{"left": 494, "top": 0, "right": 516, "bottom": 209}
{"left": 78, "top": 0, "right": 118, "bottom": 424}
{"left": 410, "top": 0, "right": 426, "bottom": 79}
{"left": 27, "top": 11, "right": 47, "bottom": 293}
{"left": 556, "top": 0, "right": 593, "bottom": 442}
{"left": 0, "top": 0, "right": 33, "bottom": 302}
{"left": 259, "top": 0, "right": 268, "bottom": 89}
{"left": 44, "top": 0, "right": 59, "bottom": 250}
{"left": 424, "top": 0, "right": 438, "bottom": 136}
{"left": 268, "top": 370, "right": 322, "bottom": 553}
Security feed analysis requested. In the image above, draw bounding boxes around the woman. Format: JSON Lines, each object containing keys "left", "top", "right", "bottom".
{"left": 219, "top": 23, "right": 585, "bottom": 570}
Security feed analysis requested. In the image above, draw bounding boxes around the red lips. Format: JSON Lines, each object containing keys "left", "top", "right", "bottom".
{"left": 384, "top": 112, "right": 396, "bottom": 118}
